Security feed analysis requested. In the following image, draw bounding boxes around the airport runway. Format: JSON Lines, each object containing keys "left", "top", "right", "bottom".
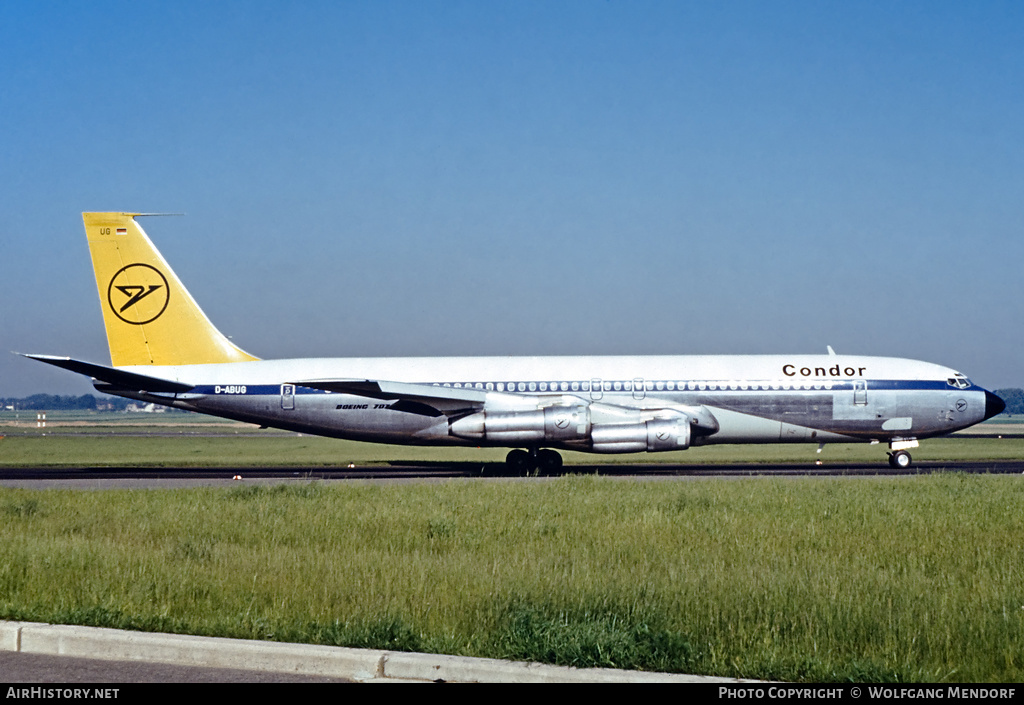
{"left": 1, "top": 460, "right": 1022, "bottom": 488}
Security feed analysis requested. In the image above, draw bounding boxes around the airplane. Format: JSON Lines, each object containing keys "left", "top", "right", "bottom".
{"left": 23, "top": 212, "right": 1006, "bottom": 473}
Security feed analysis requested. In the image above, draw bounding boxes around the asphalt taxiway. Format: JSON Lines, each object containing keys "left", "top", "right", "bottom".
{"left": 0, "top": 460, "right": 1022, "bottom": 489}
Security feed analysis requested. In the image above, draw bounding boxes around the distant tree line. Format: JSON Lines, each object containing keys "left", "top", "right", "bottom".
{"left": 995, "top": 389, "right": 1024, "bottom": 416}
{"left": 1, "top": 394, "right": 134, "bottom": 411}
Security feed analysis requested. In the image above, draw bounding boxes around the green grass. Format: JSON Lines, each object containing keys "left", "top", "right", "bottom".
{"left": 1, "top": 415, "right": 1021, "bottom": 680}
{"left": 1, "top": 414, "right": 1022, "bottom": 468}
{"left": 1, "top": 475, "right": 1022, "bottom": 681}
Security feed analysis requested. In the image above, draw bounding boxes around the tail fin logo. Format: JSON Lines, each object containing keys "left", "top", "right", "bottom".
{"left": 107, "top": 263, "right": 170, "bottom": 325}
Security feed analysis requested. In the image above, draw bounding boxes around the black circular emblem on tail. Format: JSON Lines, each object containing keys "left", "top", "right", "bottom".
{"left": 107, "top": 263, "right": 170, "bottom": 325}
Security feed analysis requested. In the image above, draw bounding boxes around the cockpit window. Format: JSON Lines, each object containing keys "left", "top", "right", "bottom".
{"left": 947, "top": 375, "right": 972, "bottom": 389}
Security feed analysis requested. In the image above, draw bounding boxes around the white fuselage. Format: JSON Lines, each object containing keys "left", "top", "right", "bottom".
{"left": 104, "top": 353, "right": 995, "bottom": 452}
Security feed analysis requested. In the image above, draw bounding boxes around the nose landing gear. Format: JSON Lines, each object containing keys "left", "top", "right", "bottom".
{"left": 888, "top": 450, "right": 913, "bottom": 469}
{"left": 887, "top": 439, "right": 918, "bottom": 469}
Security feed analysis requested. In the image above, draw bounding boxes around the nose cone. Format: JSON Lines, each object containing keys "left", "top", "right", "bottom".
{"left": 984, "top": 391, "right": 1006, "bottom": 420}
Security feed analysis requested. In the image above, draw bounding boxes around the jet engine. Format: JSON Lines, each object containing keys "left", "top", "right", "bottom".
{"left": 449, "top": 404, "right": 591, "bottom": 444}
{"left": 587, "top": 416, "right": 691, "bottom": 453}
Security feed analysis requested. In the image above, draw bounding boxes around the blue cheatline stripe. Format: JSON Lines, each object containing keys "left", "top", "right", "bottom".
{"left": 188, "top": 379, "right": 964, "bottom": 396}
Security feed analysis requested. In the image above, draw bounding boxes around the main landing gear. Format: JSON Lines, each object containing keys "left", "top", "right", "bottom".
{"left": 506, "top": 448, "right": 563, "bottom": 476}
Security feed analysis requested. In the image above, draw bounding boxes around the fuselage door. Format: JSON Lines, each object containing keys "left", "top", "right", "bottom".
{"left": 853, "top": 381, "right": 867, "bottom": 406}
{"left": 591, "top": 378, "right": 603, "bottom": 401}
{"left": 281, "top": 384, "right": 295, "bottom": 410}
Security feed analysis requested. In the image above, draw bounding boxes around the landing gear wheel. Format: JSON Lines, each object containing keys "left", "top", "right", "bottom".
{"left": 506, "top": 449, "right": 533, "bottom": 475}
{"left": 536, "top": 449, "right": 563, "bottom": 475}
{"left": 888, "top": 451, "right": 912, "bottom": 469}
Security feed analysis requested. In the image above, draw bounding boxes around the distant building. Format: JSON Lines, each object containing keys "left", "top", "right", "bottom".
{"left": 124, "top": 403, "right": 166, "bottom": 413}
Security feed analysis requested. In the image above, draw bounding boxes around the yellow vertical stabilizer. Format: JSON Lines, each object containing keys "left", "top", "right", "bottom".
{"left": 83, "top": 212, "right": 260, "bottom": 367}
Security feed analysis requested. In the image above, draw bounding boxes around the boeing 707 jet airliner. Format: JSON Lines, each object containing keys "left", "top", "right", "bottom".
{"left": 24, "top": 213, "right": 1005, "bottom": 472}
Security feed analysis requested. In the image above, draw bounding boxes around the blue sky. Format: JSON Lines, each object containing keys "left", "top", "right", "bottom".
{"left": 2, "top": 1, "right": 1022, "bottom": 397}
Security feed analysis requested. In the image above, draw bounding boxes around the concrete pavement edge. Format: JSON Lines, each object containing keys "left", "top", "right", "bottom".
{"left": 0, "top": 620, "right": 738, "bottom": 683}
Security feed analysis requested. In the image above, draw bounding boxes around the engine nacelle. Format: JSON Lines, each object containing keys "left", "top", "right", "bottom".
{"left": 588, "top": 417, "right": 692, "bottom": 453}
{"left": 450, "top": 405, "right": 591, "bottom": 444}
{"left": 451, "top": 404, "right": 712, "bottom": 453}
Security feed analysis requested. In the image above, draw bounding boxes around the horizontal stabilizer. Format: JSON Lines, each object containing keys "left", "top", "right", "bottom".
{"left": 20, "top": 354, "right": 194, "bottom": 393}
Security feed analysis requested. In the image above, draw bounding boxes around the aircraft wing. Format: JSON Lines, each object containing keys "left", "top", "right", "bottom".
{"left": 294, "top": 378, "right": 537, "bottom": 417}
{"left": 20, "top": 354, "right": 195, "bottom": 394}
